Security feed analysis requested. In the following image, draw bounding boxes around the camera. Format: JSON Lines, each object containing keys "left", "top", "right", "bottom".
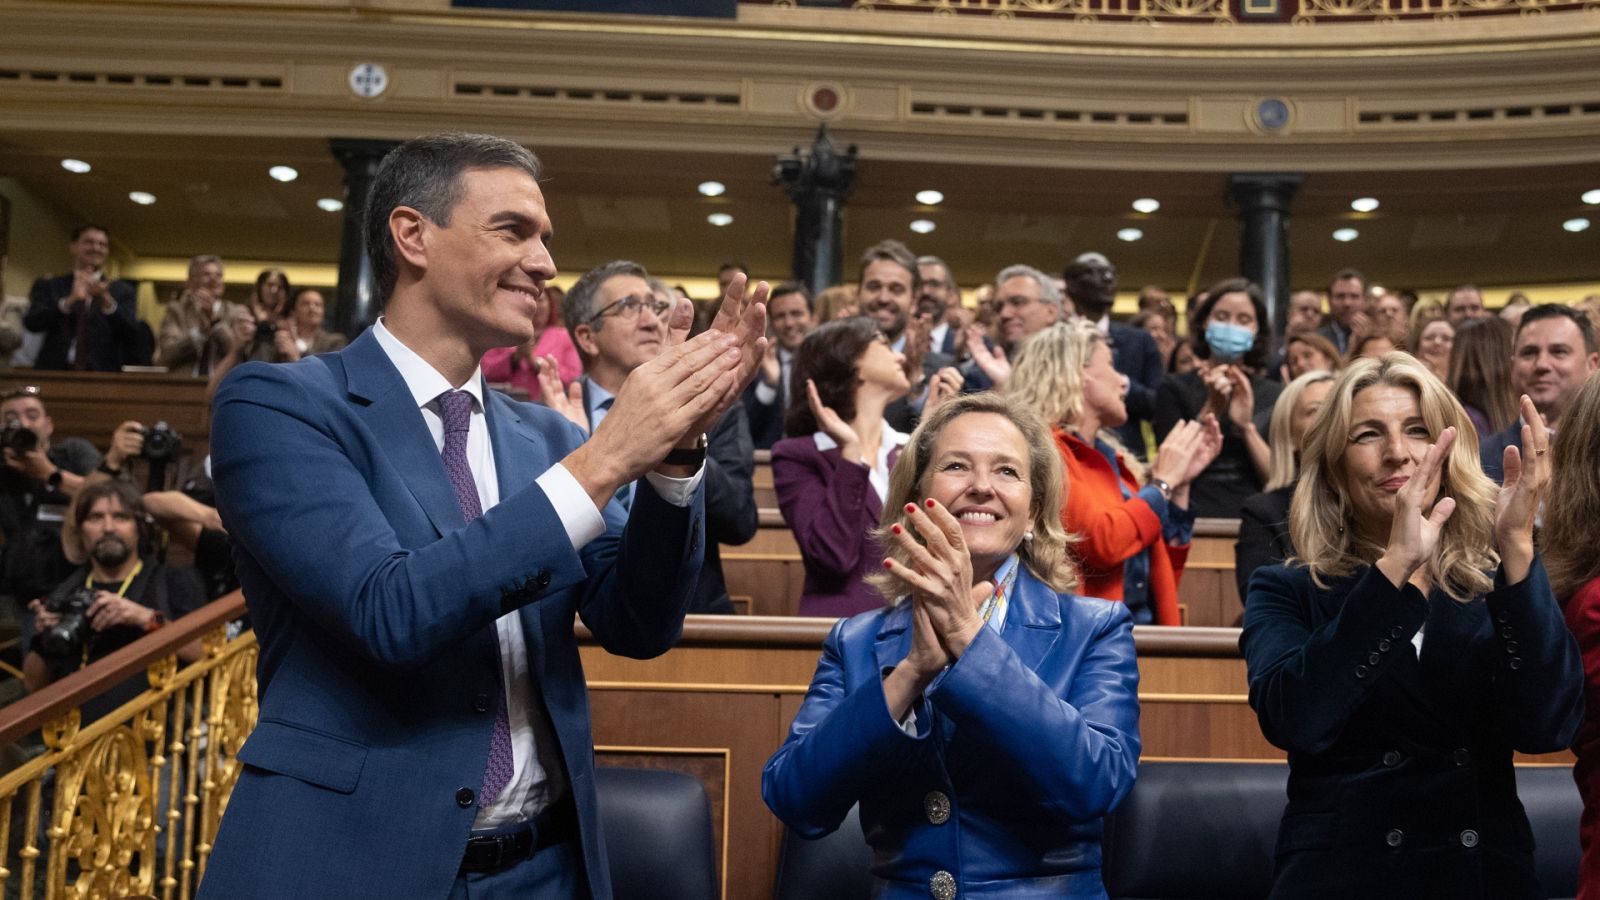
{"left": 139, "top": 422, "right": 183, "bottom": 464}
{"left": 34, "top": 587, "right": 96, "bottom": 661}
{"left": 255, "top": 320, "right": 277, "bottom": 344}
{"left": 0, "top": 422, "right": 38, "bottom": 456}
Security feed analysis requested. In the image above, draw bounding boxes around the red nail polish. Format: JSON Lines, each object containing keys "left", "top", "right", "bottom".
{"left": 883, "top": 559, "right": 894, "bottom": 569}
{"left": 905, "top": 503, "right": 916, "bottom": 514}
{"left": 891, "top": 524, "right": 902, "bottom": 534}
{"left": 925, "top": 499, "right": 936, "bottom": 509}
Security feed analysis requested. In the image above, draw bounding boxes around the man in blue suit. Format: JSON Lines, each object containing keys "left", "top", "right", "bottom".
{"left": 201, "top": 133, "right": 767, "bottom": 899}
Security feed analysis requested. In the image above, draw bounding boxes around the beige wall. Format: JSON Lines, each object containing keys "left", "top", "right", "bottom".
{"left": 0, "top": 178, "right": 75, "bottom": 300}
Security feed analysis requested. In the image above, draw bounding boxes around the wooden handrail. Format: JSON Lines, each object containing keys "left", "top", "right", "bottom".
{"left": 0, "top": 590, "right": 246, "bottom": 746}
{"left": 579, "top": 613, "right": 1243, "bottom": 656}
{"left": 753, "top": 509, "right": 1243, "bottom": 537}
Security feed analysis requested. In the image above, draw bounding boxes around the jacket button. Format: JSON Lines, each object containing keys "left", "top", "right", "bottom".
{"left": 1378, "top": 639, "right": 1392, "bottom": 652}
{"left": 456, "top": 788, "right": 475, "bottom": 808}
{"left": 1367, "top": 651, "right": 1381, "bottom": 665}
{"left": 1454, "top": 748, "right": 1470, "bottom": 767}
{"left": 1497, "top": 611, "right": 1510, "bottom": 624}
{"left": 1505, "top": 640, "right": 1519, "bottom": 654}
{"left": 534, "top": 569, "right": 551, "bottom": 590}
{"left": 1355, "top": 665, "right": 1369, "bottom": 679}
{"left": 1460, "top": 829, "right": 1479, "bottom": 848}
{"left": 1386, "top": 828, "right": 1404, "bottom": 847}
{"left": 930, "top": 870, "right": 957, "bottom": 900}
{"left": 1382, "top": 750, "right": 1401, "bottom": 767}
{"left": 473, "top": 693, "right": 491, "bottom": 713}
{"left": 1509, "top": 657, "right": 1523, "bottom": 671}
{"left": 1389, "top": 626, "right": 1404, "bottom": 639}
{"left": 1500, "top": 627, "right": 1515, "bottom": 640}
{"left": 924, "top": 791, "right": 951, "bottom": 825}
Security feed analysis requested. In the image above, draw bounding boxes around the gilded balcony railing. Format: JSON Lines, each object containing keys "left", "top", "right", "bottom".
{"left": 0, "top": 593, "right": 253, "bottom": 900}
{"left": 768, "top": 0, "right": 1600, "bottom": 23}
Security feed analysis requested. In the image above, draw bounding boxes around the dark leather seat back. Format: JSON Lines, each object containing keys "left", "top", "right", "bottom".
{"left": 1101, "top": 761, "right": 1287, "bottom": 900}
{"left": 596, "top": 766, "right": 717, "bottom": 900}
{"left": 1515, "top": 764, "right": 1582, "bottom": 900}
{"left": 772, "top": 804, "right": 873, "bottom": 900}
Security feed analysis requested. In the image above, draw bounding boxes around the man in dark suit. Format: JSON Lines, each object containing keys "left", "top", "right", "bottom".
{"left": 24, "top": 224, "right": 147, "bottom": 371}
{"left": 202, "top": 133, "right": 767, "bottom": 899}
{"left": 557, "top": 261, "right": 758, "bottom": 615}
{"left": 743, "top": 281, "right": 814, "bottom": 449}
{"left": 1481, "top": 303, "right": 1599, "bottom": 482}
{"left": 1063, "top": 252, "right": 1163, "bottom": 458}
{"left": 960, "top": 263, "right": 1066, "bottom": 394}
{"left": 916, "top": 255, "right": 962, "bottom": 358}
{"left": 1316, "top": 267, "right": 1367, "bottom": 355}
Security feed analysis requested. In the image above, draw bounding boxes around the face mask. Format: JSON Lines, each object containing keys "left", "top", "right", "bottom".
{"left": 1205, "top": 322, "right": 1256, "bottom": 362}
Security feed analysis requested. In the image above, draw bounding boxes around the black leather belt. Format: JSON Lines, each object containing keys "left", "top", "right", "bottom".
{"left": 459, "top": 796, "right": 577, "bottom": 874}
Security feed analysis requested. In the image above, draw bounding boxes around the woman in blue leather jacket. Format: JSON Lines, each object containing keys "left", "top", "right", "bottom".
{"left": 763, "top": 392, "right": 1140, "bottom": 899}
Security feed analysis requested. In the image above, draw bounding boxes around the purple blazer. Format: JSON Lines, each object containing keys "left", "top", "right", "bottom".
{"left": 771, "top": 435, "right": 899, "bottom": 618}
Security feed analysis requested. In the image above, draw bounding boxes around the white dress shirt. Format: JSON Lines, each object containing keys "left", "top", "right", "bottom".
{"left": 372, "top": 320, "right": 701, "bottom": 829}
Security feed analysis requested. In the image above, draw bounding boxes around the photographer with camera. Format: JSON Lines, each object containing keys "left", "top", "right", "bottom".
{"left": 21, "top": 480, "right": 205, "bottom": 712}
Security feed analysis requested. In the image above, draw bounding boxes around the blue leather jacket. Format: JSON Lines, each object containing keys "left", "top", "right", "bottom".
{"left": 763, "top": 569, "right": 1141, "bottom": 898}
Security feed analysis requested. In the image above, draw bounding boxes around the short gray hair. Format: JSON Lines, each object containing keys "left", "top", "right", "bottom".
{"left": 189, "top": 255, "right": 223, "bottom": 275}
{"left": 995, "top": 264, "right": 1062, "bottom": 307}
{"left": 916, "top": 255, "right": 956, "bottom": 290}
{"left": 564, "top": 260, "right": 651, "bottom": 357}
{"left": 364, "top": 132, "right": 543, "bottom": 303}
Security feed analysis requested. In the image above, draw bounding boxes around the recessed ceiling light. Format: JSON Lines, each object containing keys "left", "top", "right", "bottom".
{"left": 910, "top": 219, "right": 936, "bottom": 234}
{"left": 1116, "top": 228, "right": 1143, "bottom": 242}
{"left": 60, "top": 159, "right": 91, "bottom": 174}
{"left": 317, "top": 198, "right": 344, "bottom": 213}
{"left": 707, "top": 212, "right": 733, "bottom": 227}
{"left": 697, "top": 181, "right": 726, "bottom": 197}
{"left": 915, "top": 190, "right": 944, "bottom": 206}
{"left": 1350, "top": 197, "right": 1380, "bottom": 213}
{"left": 128, "top": 191, "right": 157, "bottom": 206}
{"left": 1131, "top": 198, "right": 1160, "bottom": 214}
{"left": 1333, "top": 227, "right": 1359, "bottom": 242}
{"left": 1583, "top": 189, "right": 1600, "bottom": 205}
{"left": 1563, "top": 218, "right": 1591, "bottom": 233}
{"left": 268, "top": 165, "right": 299, "bottom": 183}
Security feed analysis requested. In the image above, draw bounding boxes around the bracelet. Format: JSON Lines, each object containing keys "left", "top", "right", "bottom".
{"left": 1151, "top": 478, "right": 1174, "bottom": 501}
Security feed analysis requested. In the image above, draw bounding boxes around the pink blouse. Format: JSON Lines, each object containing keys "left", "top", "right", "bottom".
{"left": 481, "top": 327, "right": 582, "bottom": 402}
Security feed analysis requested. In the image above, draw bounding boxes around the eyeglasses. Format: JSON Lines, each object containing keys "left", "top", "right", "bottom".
{"left": 588, "top": 294, "right": 672, "bottom": 323}
{"left": 0, "top": 386, "right": 40, "bottom": 403}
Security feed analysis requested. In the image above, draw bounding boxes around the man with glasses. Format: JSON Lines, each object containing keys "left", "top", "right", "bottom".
{"left": 25, "top": 224, "right": 148, "bottom": 371}
{"left": 915, "top": 255, "right": 962, "bottom": 358}
{"left": 560, "top": 261, "right": 757, "bottom": 615}
{"left": 962, "top": 264, "right": 1066, "bottom": 392}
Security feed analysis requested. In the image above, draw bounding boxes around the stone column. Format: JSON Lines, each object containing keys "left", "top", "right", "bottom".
{"left": 774, "top": 126, "right": 857, "bottom": 296}
{"left": 328, "top": 138, "right": 397, "bottom": 338}
{"left": 1228, "top": 173, "right": 1303, "bottom": 341}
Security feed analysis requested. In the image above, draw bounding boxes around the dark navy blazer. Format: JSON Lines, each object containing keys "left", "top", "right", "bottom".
{"left": 1241, "top": 560, "right": 1583, "bottom": 899}
{"left": 763, "top": 570, "right": 1141, "bottom": 898}
{"left": 200, "top": 330, "right": 703, "bottom": 899}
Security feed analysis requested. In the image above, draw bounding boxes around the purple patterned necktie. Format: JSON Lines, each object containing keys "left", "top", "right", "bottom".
{"left": 437, "top": 390, "right": 514, "bottom": 808}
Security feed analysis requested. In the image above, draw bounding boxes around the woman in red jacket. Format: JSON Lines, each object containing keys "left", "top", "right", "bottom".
{"left": 1547, "top": 372, "right": 1600, "bottom": 900}
{"left": 1008, "top": 321, "right": 1220, "bottom": 625}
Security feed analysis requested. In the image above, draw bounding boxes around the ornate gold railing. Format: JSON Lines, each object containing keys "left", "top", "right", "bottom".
{"left": 0, "top": 593, "right": 254, "bottom": 900}
{"left": 763, "top": 0, "right": 1600, "bottom": 23}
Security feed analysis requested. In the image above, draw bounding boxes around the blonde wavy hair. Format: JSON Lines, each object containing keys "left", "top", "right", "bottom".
{"left": 867, "top": 392, "right": 1077, "bottom": 603}
{"left": 1264, "top": 370, "right": 1336, "bottom": 492}
{"left": 1290, "top": 353, "right": 1497, "bottom": 602}
{"left": 1005, "top": 320, "right": 1144, "bottom": 477}
{"left": 1544, "top": 372, "right": 1600, "bottom": 599}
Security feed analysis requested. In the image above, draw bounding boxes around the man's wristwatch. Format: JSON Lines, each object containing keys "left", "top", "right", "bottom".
{"left": 46, "top": 469, "right": 63, "bottom": 490}
{"left": 144, "top": 612, "right": 166, "bottom": 634}
{"left": 1151, "top": 478, "right": 1173, "bottom": 501}
{"left": 663, "top": 433, "right": 709, "bottom": 467}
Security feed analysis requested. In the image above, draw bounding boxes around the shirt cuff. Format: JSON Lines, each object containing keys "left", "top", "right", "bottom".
{"left": 754, "top": 381, "right": 778, "bottom": 405}
{"left": 644, "top": 465, "right": 704, "bottom": 508}
{"left": 538, "top": 463, "right": 607, "bottom": 551}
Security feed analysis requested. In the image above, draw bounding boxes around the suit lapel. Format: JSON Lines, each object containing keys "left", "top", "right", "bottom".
{"left": 483, "top": 382, "right": 545, "bottom": 501}
{"left": 343, "top": 331, "right": 463, "bottom": 539}
{"left": 1000, "top": 571, "right": 1062, "bottom": 674}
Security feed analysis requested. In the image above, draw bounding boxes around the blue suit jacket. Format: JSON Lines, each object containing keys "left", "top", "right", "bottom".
{"left": 762, "top": 570, "right": 1140, "bottom": 898}
{"left": 200, "top": 330, "right": 703, "bottom": 900}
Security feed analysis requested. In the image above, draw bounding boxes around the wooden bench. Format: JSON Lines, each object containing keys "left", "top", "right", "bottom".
{"left": 2, "top": 370, "right": 211, "bottom": 457}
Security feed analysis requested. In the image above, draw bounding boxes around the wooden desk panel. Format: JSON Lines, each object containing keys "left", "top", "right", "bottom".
{"left": 4, "top": 370, "right": 211, "bottom": 455}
